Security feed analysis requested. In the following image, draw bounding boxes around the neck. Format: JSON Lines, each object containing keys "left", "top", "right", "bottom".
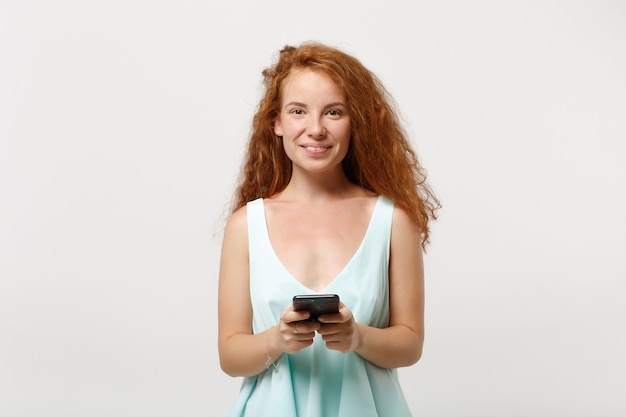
{"left": 276, "top": 169, "right": 362, "bottom": 203}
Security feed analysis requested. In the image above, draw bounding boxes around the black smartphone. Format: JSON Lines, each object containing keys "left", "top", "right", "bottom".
{"left": 293, "top": 294, "right": 340, "bottom": 321}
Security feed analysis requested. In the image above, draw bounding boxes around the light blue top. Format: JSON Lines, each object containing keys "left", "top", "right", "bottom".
{"left": 227, "top": 195, "right": 413, "bottom": 417}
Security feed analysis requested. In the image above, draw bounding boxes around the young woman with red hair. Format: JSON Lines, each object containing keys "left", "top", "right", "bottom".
{"left": 218, "top": 42, "right": 440, "bottom": 416}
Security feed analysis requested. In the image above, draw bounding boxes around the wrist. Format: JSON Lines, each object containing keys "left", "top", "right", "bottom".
{"left": 265, "top": 325, "right": 282, "bottom": 356}
{"left": 352, "top": 322, "right": 365, "bottom": 353}
{"left": 264, "top": 325, "right": 283, "bottom": 370}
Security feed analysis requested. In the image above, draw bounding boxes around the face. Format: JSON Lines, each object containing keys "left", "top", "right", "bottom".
{"left": 274, "top": 69, "right": 351, "bottom": 177}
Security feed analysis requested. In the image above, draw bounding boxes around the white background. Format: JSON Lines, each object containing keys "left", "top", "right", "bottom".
{"left": 1, "top": 1, "right": 625, "bottom": 416}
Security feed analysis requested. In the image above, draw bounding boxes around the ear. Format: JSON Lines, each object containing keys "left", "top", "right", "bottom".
{"left": 273, "top": 119, "right": 283, "bottom": 136}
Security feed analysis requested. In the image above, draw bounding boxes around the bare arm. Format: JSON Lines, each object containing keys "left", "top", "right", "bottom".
{"left": 318, "top": 206, "right": 425, "bottom": 368}
{"left": 217, "top": 207, "right": 320, "bottom": 377}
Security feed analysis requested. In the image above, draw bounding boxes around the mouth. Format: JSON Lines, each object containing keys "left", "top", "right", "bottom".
{"left": 301, "top": 145, "right": 332, "bottom": 152}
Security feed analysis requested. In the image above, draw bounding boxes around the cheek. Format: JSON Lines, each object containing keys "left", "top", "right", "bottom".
{"left": 338, "top": 117, "right": 350, "bottom": 132}
{"left": 281, "top": 138, "right": 296, "bottom": 159}
{"left": 338, "top": 123, "right": 351, "bottom": 143}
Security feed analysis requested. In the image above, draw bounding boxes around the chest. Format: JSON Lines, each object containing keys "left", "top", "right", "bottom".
{"left": 264, "top": 200, "right": 375, "bottom": 292}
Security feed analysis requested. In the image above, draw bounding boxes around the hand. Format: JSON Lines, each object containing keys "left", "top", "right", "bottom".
{"left": 275, "top": 307, "right": 321, "bottom": 354}
{"left": 316, "top": 303, "right": 361, "bottom": 353}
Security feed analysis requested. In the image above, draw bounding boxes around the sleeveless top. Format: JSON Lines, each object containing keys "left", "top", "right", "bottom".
{"left": 227, "top": 195, "right": 413, "bottom": 417}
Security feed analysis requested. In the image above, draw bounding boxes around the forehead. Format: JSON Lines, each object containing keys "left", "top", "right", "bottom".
{"left": 281, "top": 68, "right": 344, "bottom": 100}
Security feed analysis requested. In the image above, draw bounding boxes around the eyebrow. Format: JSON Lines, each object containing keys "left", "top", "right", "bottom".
{"left": 283, "top": 101, "right": 346, "bottom": 109}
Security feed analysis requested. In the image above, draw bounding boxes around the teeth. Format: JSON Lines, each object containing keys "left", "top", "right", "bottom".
{"left": 306, "top": 146, "right": 328, "bottom": 151}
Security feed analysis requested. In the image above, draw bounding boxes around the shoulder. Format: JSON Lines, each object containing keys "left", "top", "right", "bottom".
{"left": 391, "top": 205, "right": 421, "bottom": 246}
{"left": 391, "top": 205, "right": 413, "bottom": 226}
{"left": 378, "top": 194, "right": 419, "bottom": 230}
{"left": 223, "top": 205, "right": 248, "bottom": 245}
{"left": 225, "top": 197, "right": 264, "bottom": 229}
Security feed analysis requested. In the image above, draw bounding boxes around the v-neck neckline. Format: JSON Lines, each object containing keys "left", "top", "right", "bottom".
{"left": 259, "top": 196, "right": 382, "bottom": 294}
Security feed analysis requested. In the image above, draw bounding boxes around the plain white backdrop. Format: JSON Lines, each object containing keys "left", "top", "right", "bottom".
{"left": 1, "top": 1, "right": 625, "bottom": 416}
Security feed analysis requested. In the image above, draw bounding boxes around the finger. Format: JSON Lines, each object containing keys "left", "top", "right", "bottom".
{"left": 318, "top": 309, "right": 351, "bottom": 323}
{"left": 324, "top": 340, "right": 351, "bottom": 353}
{"left": 281, "top": 319, "right": 318, "bottom": 335}
{"left": 293, "top": 332, "right": 317, "bottom": 341}
{"left": 317, "top": 323, "right": 343, "bottom": 336}
{"left": 321, "top": 303, "right": 352, "bottom": 322}
{"left": 290, "top": 328, "right": 318, "bottom": 346}
{"left": 321, "top": 333, "right": 350, "bottom": 347}
{"left": 289, "top": 313, "right": 311, "bottom": 323}
{"left": 282, "top": 310, "right": 311, "bottom": 324}
{"left": 317, "top": 313, "right": 342, "bottom": 323}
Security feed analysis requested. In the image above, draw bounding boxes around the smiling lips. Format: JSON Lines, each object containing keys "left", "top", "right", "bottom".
{"left": 302, "top": 145, "right": 332, "bottom": 153}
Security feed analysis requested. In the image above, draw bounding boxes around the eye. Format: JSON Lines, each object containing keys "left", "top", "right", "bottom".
{"left": 290, "top": 109, "right": 304, "bottom": 115}
{"left": 327, "top": 109, "right": 342, "bottom": 117}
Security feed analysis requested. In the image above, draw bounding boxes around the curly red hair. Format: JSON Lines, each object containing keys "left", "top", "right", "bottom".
{"left": 232, "top": 42, "right": 440, "bottom": 247}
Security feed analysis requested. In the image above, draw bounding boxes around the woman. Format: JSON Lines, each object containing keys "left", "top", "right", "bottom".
{"left": 218, "top": 42, "right": 440, "bottom": 416}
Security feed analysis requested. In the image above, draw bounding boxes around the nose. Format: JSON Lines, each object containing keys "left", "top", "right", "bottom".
{"left": 307, "top": 118, "right": 326, "bottom": 139}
